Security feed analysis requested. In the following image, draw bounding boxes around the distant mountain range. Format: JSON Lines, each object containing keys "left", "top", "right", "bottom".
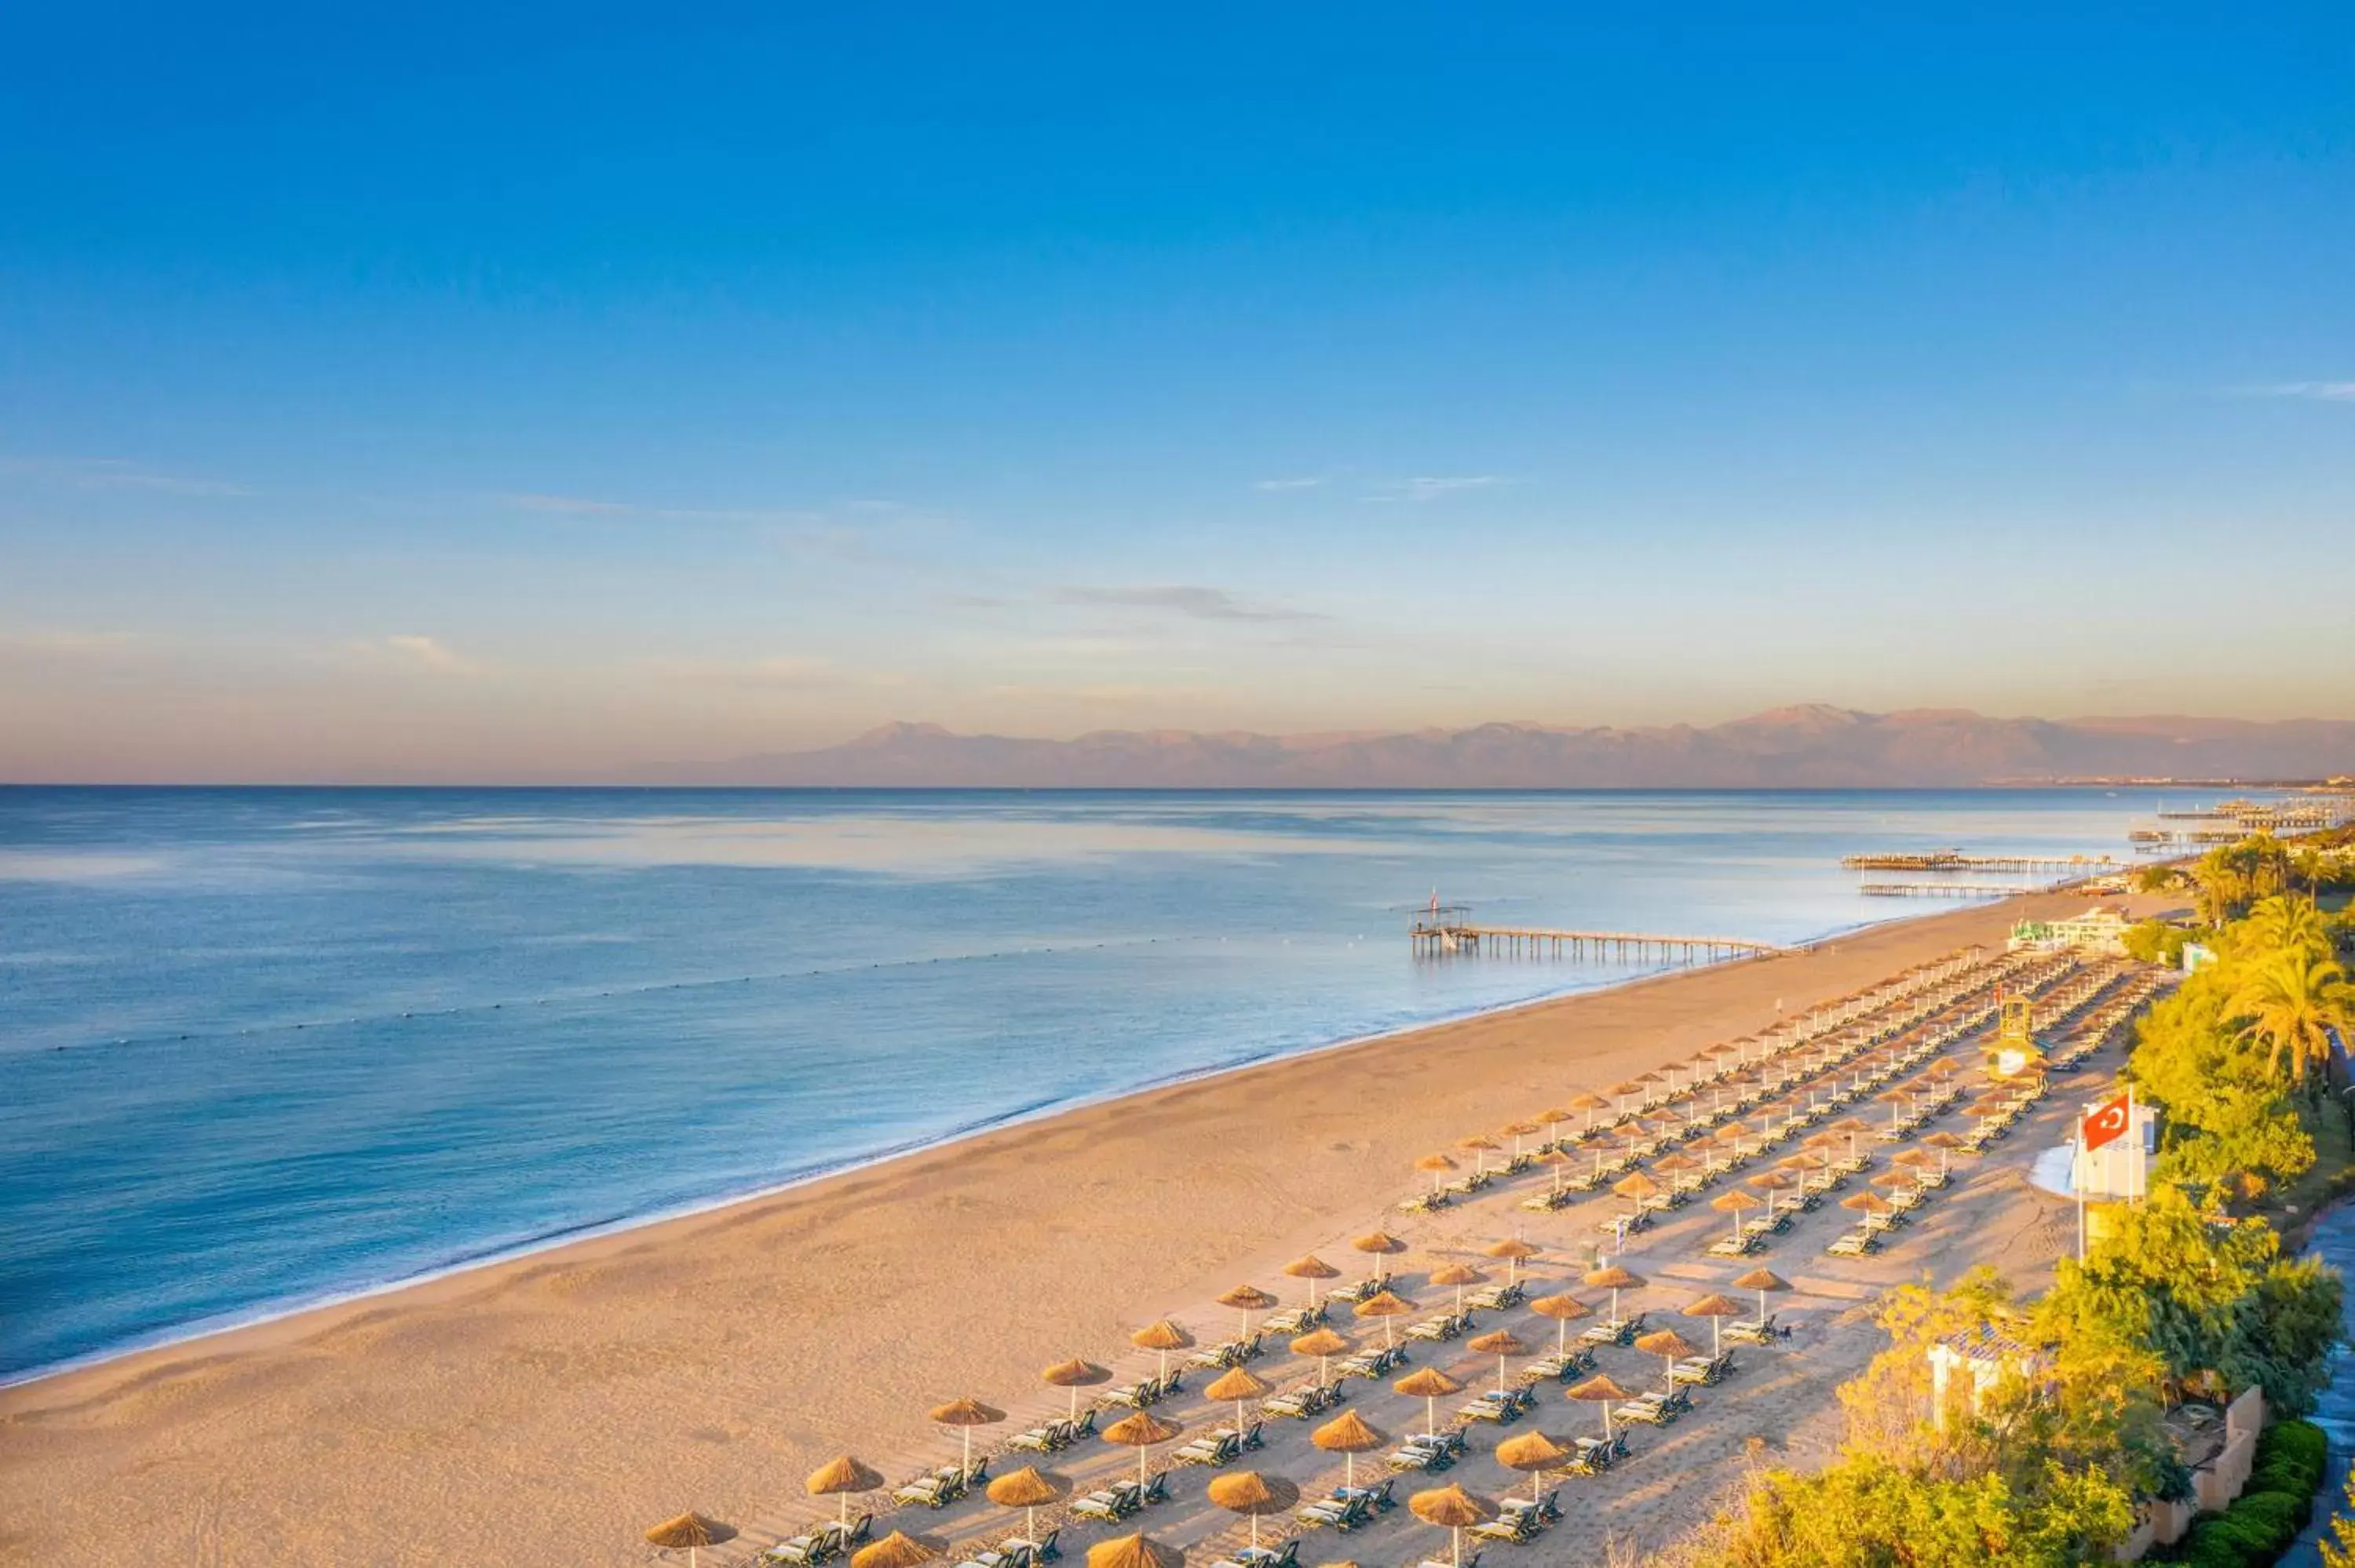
{"left": 650, "top": 707, "right": 2355, "bottom": 789}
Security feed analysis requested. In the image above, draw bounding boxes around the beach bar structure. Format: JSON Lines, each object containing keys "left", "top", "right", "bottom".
{"left": 1409, "top": 905, "right": 1780, "bottom": 964}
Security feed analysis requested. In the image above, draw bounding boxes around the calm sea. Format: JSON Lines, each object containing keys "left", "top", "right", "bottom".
{"left": 0, "top": 786, "right": 2168, "bottom": 1380}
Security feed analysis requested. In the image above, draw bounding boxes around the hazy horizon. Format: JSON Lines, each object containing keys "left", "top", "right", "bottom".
{"left": 5, "top": 9, "right": 2351, "bottom": 782}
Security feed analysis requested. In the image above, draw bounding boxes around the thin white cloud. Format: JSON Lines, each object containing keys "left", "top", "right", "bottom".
{"left": 376, "top": 635, "right": 480, "bottom": 675}
{"left": 1052, "top": 584, "right": 1326, "bottom": 624}
{"left": 500, "top": 491, "right": 822, "bottom": 527}
{"left": 2228, "top": 381, "right": 2355, "bottom": 402}
{"left": 1254, "top": 476, "right": 1327, "bottom": 491}
{"left": 649, "top": 655, "right": 910, "bottom": 691}
{"left": 1372, "top": 475, "right": 1507, "bottom": 502}
{"left": 0, "top": 627, "right": 136, "bottom": 657}
{"left": 0, "top": 456, "right": 252, "bottom": 497}
{"left": 505, "top": 492, "right": 633, "bottom": 515}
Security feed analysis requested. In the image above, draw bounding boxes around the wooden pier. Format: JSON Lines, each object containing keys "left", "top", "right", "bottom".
{"left": 1839, "top": 850, "right": 2116, "bottom": 873}
{"left": 1857, "top": 881, "right": 2040, "bottom": 899}
{"left": 1409, "top": 906, "right": 1781, "bottom": 962}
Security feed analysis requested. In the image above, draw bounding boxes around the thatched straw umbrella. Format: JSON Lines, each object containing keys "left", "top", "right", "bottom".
{"left": 1311, "top": 1409, "right": 1386, "bottom": 1489}
{"left": 1284, "top": 1254, "right": 1341, "bottom": 1310}
{"left": 1566, "top": 1373, "right": 1634, "bottom": 1440}
{"left": 986, "top": 1465, "right": 1069, "bottom": 1543}
{"left": 1745, "top": 1170, "right": 1795, "bottom": 1219}
{"left": 1467, "top": 1329, "right": 1528, "bottom": 1395}
{"left": 1500, "top": 1121, "right": 1543, "bottom": 1162}
{"left": 1732, "top": 1267, "right": 1790, "bottom": 1329}
{"left": 1568, "top": 1092, "right": 1614, "bottom": 1134}
{"left": 1528, "top": 1292, "right": 1594, "bottom": 1356}
{"left": 807, "top": 1457, "right": 884, "bottom": 1526}
{"left": 1101, "top": 1411, "right": 1182, "bottom": 1490}
{"left": 1709, "top": 1188, "right": 1760, "bottom": 1247}
{"left": 929, "top": 1397, "right": 1006, "bottom": 1471}
{"left": 1612, "top": 1171, "right": 1660, "bottom": 1205}
{"left": 1131, "top": 1320, "right": 1194, "bottom": 1383}
{"left": 1608, "top": 1080, "right": 1645, "bottom": 1116}
{"left": 1393, "top": 1365, "right": 1462, "bottom": 1433}
{"left": 1415, "top": 1152, "right": 1459, "bottom": 1197}
{"left": 1493, "top": 1431, "right": 1572, "bottom": 1505}
{"left": 855, "top": 1532, "right": 938, "bottom": 1568}
{"left": 1484, "top": 1238, "right": 1541, "bottom": 1285}
{"left": 1291, "top": 1326, "right": 1351, "bottom": 1384}
{"left": 1921, "top": 1130, "right": 1965, "bottom": 1178}
{"left": 1537, "top": 1105, "right": 1575, "bottom": 1146}
{"left": 1581, "top": 1264, "right": 1643, "bottom": 1325}
{"left": 1086, "top": 1534, "right": 1182, "bottom": 1568}
{"left": 1633, "top": 1328, "right": 1698, "bottom": 1387}
{"left": 1352, "top": 1231, "right": 1405, "bottom": 1284}
{"left": 1352, "top": 1289, "right": 1415, "bottom": 1348}
{"left": 1218, "top": 1285, "right": 1278, "bottom": 1342}
{"left": 1410, "top": 1482, "right": 1495, "bottom": 1568}
{"left": 1828, "top": 1117, "right": 1871, "bottom": 1164}
{"left": 1681, "top": 1293, "right": 1743, "bottom": 1357}
{"left": 1842, "top": 1191, "right": 1896, "bottom": 1221}
{"left": 1428, "top": 1261, "right": 1483, "bottom": 1315}
{"left": 1204, "top": 1366, "right": 1272, "bottom": 1433}
{"left": 1207, "top": 1471, "right": 1298, "bottom": 1551}
{"left": 1534, "top": 1147, "right": 1573, "bottom": 1196}
{"left": 1458, "top": 1135, "right": 1501, "bottom": 1176}
{"left": 645, "top": 1513, "right": 735, "bottom": 1568}
{"left": 1042, "top": 1357, "right": 1111, "bottom": 1420}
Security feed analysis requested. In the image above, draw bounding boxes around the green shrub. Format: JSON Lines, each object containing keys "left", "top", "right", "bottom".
{"left": 2255, "top": 1418, "right": 2328, "bottom": 1492}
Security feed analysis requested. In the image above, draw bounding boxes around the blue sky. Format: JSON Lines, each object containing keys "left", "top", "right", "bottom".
{"left": 2, "top": 5, "right": 2350, "bottom": 780}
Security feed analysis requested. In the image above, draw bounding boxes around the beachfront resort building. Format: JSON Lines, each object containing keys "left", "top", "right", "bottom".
{"left": 2006, "top": 904, "right": 2132, "bottom": 957}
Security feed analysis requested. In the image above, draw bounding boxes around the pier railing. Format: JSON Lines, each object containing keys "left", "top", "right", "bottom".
{"left": 1409, "top": 920, "right": 1783, "bottom": 962}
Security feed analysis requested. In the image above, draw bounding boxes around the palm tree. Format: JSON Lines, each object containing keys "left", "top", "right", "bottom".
{"left": 2241, "top": 895, "right": 2330, "bottom": 964}
{"left": 2229, "top": 949, "right": 2355, "bottom": 1088}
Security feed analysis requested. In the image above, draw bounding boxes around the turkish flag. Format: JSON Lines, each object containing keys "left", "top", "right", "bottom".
{"left": 2081, "top": 1093, "right": 2131, "bottom": 1152}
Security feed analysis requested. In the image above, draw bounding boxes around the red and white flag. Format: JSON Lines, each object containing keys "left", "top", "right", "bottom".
{"left": 2081, "top": 1092, "right": 2132, "bottom": 1152}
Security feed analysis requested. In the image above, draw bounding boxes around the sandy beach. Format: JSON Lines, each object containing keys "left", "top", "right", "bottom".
{"left": 0, "top": 888, "right": 2161, "bottom": 1567}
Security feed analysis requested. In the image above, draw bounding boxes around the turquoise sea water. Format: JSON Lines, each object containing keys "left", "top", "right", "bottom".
{"left": 0, "top": 786, "right": 2167, "bottom": 1381}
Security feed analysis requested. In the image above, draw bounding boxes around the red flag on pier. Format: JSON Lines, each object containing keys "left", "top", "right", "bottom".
{"left": 2081, "top": 1092, "right": 2131, "bottom": 1152}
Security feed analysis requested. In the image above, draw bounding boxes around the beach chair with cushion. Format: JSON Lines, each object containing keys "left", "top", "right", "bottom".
{"left": 1613, "top": 1395, "right": 1673, "bottom": 1427}
{"left": 1471, "top": 1510, "right": 1539, "bottom": 1544}
{"left": 1216, "top": 1543, "right": 1299, "bottom": 1568}
{"left": 1398, "top": 1191, "right": 1450, "bottom": 1214}
{"left": 1579, "top": 1313, "right": 1643, "bottom": 1347}
{"left": 1669, "top": 1357, "right": 1715, "bottom": 1387}
{"left": 1174, "top": 1430, "right": 1240, "bottom": 1468}
{"left": 1386, "top": 1436, "right": 1455, "bottom": 1471}
{"left": 1101, "top": 1374, "right": 1172, "bottom": 1409}
{"left": 1725, "top": 1315, "right": 1777, "bottom": 1346}
{"left": 1294, "top": 1491, "right": 1372, "bottom": 1533}
{"left": 1466, "top": 1282, "right": 1526, "bottom": 1311}
{"left": 1519, "top": 1347, "right": 1595, "bottom": 1384}
{"left": 1072, "top": 1483, "right": 1144, "bottom": 1523}
{"left": 1458, "top": 1391, "right": 1526, "bottom": 1426}
{"left": 764, "top": 1529, "right": 841, "bottom": 1566}
{"left": 894, "top": 1472, "right": 958, "bottom": 1509}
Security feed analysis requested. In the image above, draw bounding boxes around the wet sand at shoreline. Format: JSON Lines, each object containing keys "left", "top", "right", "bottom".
{"left": 0, "top": 890, "right": 2151, "bottom": 1567}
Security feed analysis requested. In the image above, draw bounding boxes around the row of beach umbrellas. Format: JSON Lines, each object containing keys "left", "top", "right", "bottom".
{"left": 634, "top": 957, "right": 2022, "bottom": 1563}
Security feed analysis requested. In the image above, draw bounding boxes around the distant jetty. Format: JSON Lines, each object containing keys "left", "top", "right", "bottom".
{"left": 1408, "top": 903, "right": 1782, "bottom": 962}
{"left": 1839, "top": 850, "right": 2114, "bottom": 873}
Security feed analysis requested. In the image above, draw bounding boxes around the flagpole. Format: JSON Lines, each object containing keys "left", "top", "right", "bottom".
{"left": 2075, "top": 1128, "right": 2087, "bottom": 1262}
{"left": 2126, "top": 1081, "right": 2138, "bottom": 1205}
